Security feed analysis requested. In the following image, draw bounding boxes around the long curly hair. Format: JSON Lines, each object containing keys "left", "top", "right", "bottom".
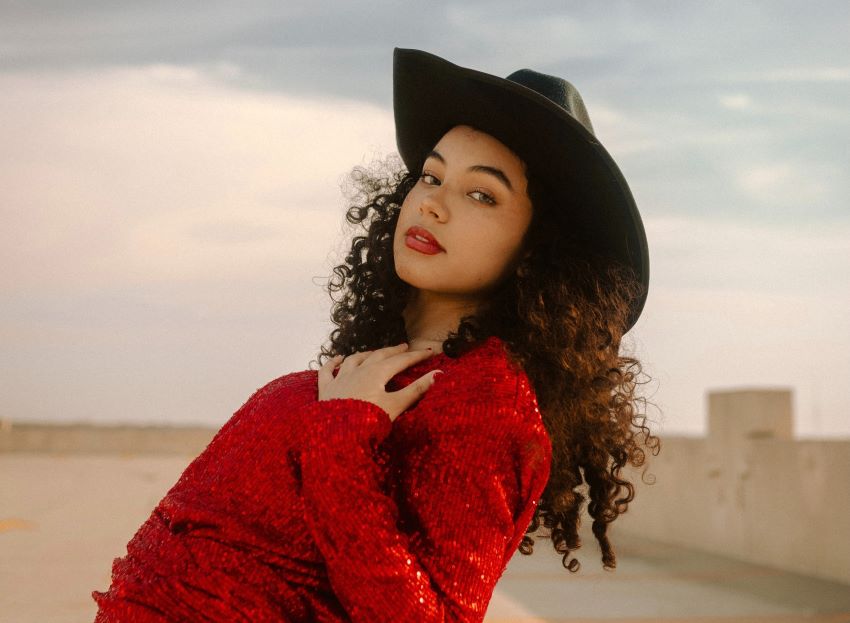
{"left": 309, "top": 151, "right": 661, "bottom": 573}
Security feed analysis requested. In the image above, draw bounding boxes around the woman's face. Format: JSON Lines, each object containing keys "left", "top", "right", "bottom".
{"left": 393, "top": 125, "right": 534, "bottom": 301}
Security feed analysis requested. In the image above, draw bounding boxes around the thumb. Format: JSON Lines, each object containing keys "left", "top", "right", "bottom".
{"left": 389, "top": 370, "right": 443, "bottom": 421}
{"left": 402, "top": 369, "right": 443, "bottom": 405}
{"left": 419, "top": 369, "right": 444, "bottom": 394}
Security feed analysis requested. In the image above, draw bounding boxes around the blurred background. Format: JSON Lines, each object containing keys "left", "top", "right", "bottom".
{"left": 1, "top": 0, "right": 848, "bottom": 436}
{"left": 1, "top": 1, "right": 848, "bottom": 621}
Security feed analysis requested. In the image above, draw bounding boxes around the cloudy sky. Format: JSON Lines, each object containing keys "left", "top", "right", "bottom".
{"left": 2, "top": 1, "right": 848, "bottom": 438}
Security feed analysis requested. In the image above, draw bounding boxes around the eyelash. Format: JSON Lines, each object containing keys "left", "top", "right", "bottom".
{"left": 419, "top": 172, "right": 496, "bottom": 206}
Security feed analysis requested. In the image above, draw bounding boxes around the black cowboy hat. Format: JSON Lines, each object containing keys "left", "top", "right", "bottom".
{"left": 392, "top": 47, "right": 650, "bottom": 333}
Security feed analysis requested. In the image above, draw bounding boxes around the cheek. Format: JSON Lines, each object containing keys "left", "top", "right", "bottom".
{"left": 485, "top": 221, "right": 528, "bottom": 266}
{"left": 392, "top": 206, "right": 412, "bottom": 258}
{"left": 455, "top": 222, "right": 518, "bottom": 273}
{"left": 396, "top": 195, "right": 414, "bottom": 228}
{"left": 393, "top": 205, "right": 409, "bottom": 243}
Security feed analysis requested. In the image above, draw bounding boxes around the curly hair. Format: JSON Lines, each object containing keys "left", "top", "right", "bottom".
{"left": 309, "top": 151, "right": 661, "bottom": 573}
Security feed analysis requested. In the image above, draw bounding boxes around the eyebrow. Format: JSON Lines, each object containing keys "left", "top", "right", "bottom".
{"left": 425, "top": 149, "right": 515, "bottom": 193}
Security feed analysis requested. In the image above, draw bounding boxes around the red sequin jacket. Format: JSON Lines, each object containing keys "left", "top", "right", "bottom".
{"left": 91, "top": 335, "right": 552, "bottom": 622}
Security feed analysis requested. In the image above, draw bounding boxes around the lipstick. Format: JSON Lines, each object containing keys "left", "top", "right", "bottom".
{"left": 405, "top": 225, "right": 444, "bottom": 255}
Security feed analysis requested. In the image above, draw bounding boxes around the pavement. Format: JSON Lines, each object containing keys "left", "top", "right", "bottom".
{"left": 491, "top": 521, "right": 850, "bottom": 622}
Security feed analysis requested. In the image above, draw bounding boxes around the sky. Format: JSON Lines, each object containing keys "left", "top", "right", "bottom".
{"left": 1, "top": 1, "right": 848, "bottom": 438}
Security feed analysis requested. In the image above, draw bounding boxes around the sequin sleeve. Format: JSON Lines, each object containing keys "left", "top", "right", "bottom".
{"left": 293, "top": 375, "right": 548, "bottom": 622}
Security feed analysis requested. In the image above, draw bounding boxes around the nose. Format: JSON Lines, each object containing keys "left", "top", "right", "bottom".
{"left": 419, "top": 185, "right": 448, "bottom": 221}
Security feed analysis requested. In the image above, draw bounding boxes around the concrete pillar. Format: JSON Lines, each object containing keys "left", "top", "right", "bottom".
{"left": 705, "top": 388, "right": 793, "bottom": 557}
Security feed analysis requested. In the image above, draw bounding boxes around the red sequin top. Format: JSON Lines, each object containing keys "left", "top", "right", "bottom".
{"left": 91, "top": 335, "right": 552, "bottom": 622}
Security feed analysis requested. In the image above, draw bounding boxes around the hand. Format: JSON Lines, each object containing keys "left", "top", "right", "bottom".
{"left": 318, "top": 343, "right": 443, "bottom": 422}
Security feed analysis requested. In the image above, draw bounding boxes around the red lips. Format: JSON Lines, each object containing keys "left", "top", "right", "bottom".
{"left": 407, "top": 225, "right": 445, "bottom": 251}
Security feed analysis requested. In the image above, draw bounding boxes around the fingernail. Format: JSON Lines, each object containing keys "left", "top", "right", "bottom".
{"left": 432, "top": 370, "right": 444, "bottom": 382}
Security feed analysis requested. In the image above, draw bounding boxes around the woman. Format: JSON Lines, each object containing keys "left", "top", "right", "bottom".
{"left": 92, "top": 48, "right": 659, "bottom": 622}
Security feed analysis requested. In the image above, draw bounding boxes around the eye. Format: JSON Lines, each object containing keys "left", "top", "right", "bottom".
{"left": 470, "top": 188, "right": 496, "bottom": 205}
{"left": 420, "top": 171, "right": 495, "bottom": 205}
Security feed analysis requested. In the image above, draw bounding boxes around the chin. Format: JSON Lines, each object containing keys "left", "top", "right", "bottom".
{"left": 394, "top": 263, "right": 438, "bottom": 293}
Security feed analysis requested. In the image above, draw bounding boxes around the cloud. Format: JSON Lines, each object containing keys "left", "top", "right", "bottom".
{"left": 717, "top": 93, "right": 754, "bottom": 111}
{"left": 0, "top": 63, "right": 401, "bottom": 425}
{"left": 736, "top": 161, "right": 834, "bottom": 208}
{"left": 645, "top": 215, "right": 850, "bottom": 293}
{"left": 738, "top": 66, "right": 850, "bottom": 83}
{"left": 0, "top": 64, "right": 397, "bottom": 291}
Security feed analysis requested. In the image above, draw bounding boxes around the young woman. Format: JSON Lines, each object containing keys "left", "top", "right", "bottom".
{"left": 92, "top": 48, "right": 659, "bottom": 622}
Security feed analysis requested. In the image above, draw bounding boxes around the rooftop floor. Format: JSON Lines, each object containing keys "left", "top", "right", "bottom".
{"left": 493, "top": 523, "right": 850, "bottom": 621}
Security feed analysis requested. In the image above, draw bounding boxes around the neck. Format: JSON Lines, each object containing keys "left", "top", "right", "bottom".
{"left": 402, "top": 289, "right": 480, "bottom": 353}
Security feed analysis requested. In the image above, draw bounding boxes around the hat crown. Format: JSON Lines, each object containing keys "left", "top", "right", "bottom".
{"left": 505, "top": 69, "right": 595, "bottom": 136}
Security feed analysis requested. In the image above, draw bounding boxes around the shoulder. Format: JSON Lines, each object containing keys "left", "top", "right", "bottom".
{"left": 228, "top": 369, "right": 317, "bottom": 424}
{"left": 422, "top": 336, "right": 544, "bottom": 441}
{"left": 195, "top": 368, "right": 318, "bottom": 455}
{"left": 440, "top": 335, "right": 537, "bottom": 411}
{"left": 250, "top": 369, "right": 316, "bottom": 406}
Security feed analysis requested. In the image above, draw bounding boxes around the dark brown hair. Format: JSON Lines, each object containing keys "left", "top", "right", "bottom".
{"left": 310, "top": 151, "right": 661, "bottom": 572}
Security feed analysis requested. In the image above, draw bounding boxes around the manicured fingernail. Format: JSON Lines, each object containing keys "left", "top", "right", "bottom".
{"left": 432, "top": 370, "right": 444, "bottom": 383}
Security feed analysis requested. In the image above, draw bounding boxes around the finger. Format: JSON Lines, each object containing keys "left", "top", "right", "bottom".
{"left": 339, "top": 349, "right": 373, "bottom": 370}
{"left": 396, "top": 369, "right": 442, "bottom": 409}
{"left": 427, "top": 369, "right": 444, "bottom": 385}
{"left": 321, "top": 354, "right": 343, "bottom": 370}
{"left": 318, "top": 354, "right": 344, "bottom": 384}
{"left": 364, "top": 342, "right": 410, "bottom": 363}
{"left": 328, "top": 354, "right": 345, "bottom": 368}
{"left": 398, "top": 348, "right": 438, "bottom": 363}
{"left": 374, "top": 348, "right": 436, "bottom": 382}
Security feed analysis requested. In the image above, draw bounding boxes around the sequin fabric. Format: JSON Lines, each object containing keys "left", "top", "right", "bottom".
{"left": 91, "top": 335, "right": 552, "bottom": 622}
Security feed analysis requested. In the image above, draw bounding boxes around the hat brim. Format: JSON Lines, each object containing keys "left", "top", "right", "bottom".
{"left": 392, "top": 47, "right": 649, "bottom": 332}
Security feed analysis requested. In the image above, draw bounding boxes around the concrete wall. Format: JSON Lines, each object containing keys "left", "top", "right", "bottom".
{"left": 614, "top": 387, "right": 850, "bottom": 586}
